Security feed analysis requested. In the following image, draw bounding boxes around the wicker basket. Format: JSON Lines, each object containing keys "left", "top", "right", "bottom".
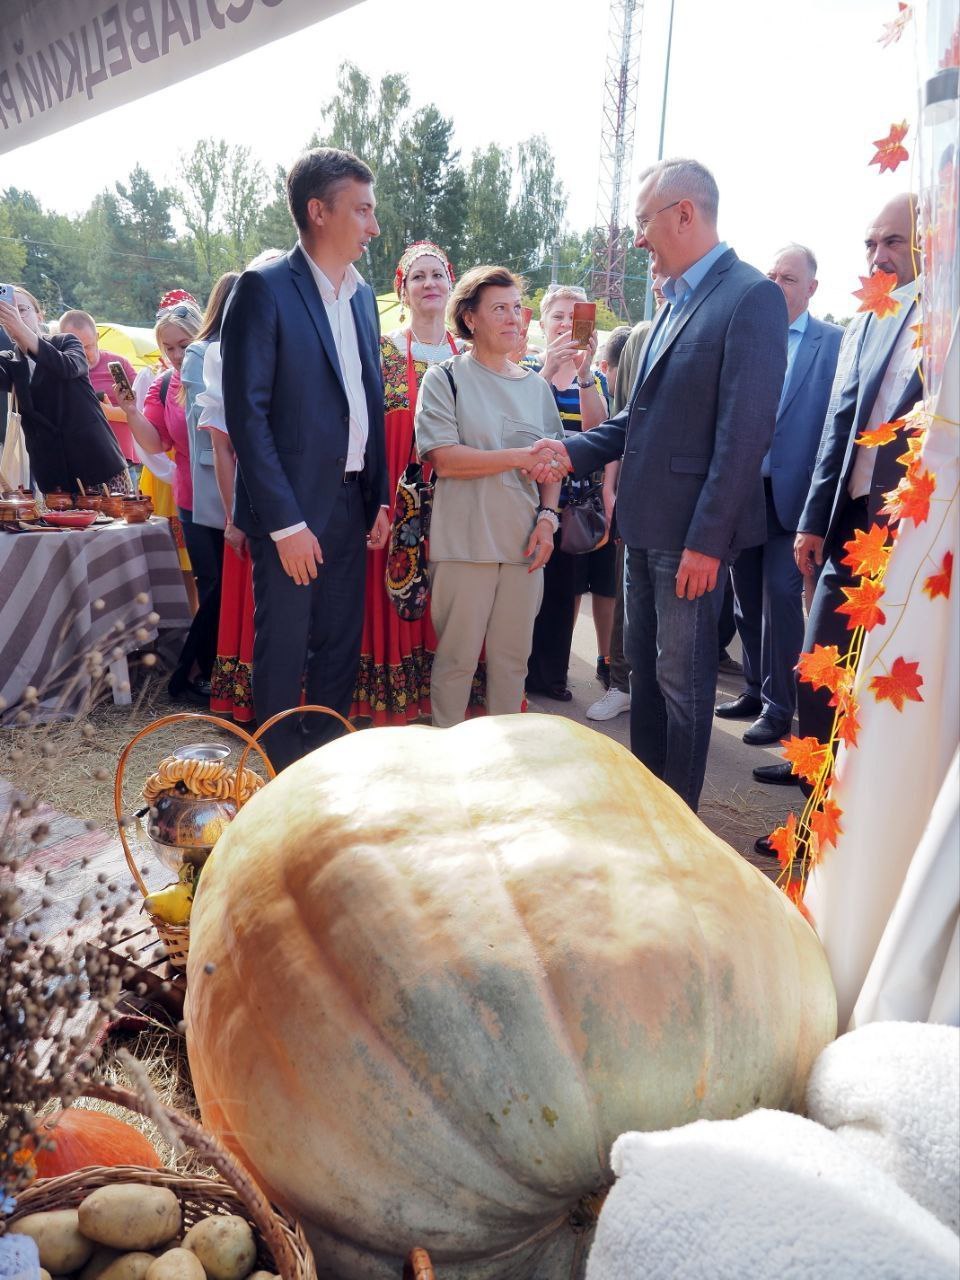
{"left": 115, "top": 708, "right": 353, "bottom": 970}
{"left": 4, "top": 1084, "right": 315, "bottom": 1280}
{"left": 6, "top": 1165, "right": 315, "bottom": 1280}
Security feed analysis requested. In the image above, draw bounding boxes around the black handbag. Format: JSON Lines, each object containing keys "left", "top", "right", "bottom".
{"left": 559, "top": 479, "right": 606, "bottom": 555}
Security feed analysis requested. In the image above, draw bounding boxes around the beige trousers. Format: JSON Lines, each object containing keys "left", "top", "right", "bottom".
{"left": 430, "top": 561, "right": 544, "bottom": 727}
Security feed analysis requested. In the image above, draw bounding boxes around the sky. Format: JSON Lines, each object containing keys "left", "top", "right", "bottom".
{"left": 2, "top": 0, "right": 919, "bottom": 317}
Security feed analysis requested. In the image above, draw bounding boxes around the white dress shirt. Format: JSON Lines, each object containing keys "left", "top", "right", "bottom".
{"left": 848, "top": 284, "right": 919, "bottom": 501}
{"left": 271, "top": 252, "right": 372, "bottom": 541}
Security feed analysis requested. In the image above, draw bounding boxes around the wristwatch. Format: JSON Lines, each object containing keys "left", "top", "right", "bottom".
{"left": 576, "top": 376, "right": 594, "bottom": 389}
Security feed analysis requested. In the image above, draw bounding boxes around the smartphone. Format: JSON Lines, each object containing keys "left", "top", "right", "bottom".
{"left": 571, "top": 302, "right": 597, "bottom": 349}
{"left": 0, "top": 283, "right": 15, "bottom": 308}
{"left": 108, "top": 360, "right": 133, "bottom": 398}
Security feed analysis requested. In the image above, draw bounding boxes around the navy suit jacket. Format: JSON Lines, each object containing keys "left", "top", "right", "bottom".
{"left": 799, "top": 291, "right": 922, "bottom": 553}
{"left": 564, "top": 248, "right": 788, "bottom": 559}
{"left": 221, "top": 245, "right": 388, "bottom": 540}
{"left": 766, "top": 316, "right": 843, "bottom": 532}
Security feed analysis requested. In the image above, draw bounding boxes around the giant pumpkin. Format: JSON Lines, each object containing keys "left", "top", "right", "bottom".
{"left": 186, "top": 715, "right": 836, "bottom": 1279}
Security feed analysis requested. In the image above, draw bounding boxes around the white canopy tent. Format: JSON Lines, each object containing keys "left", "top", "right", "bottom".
{"left": 0, "top": 0, "right": 361, "bottom": 155}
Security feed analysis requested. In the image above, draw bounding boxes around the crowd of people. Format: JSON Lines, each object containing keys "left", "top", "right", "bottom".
{"left": 0, "top": 146, "right": 923, "bottom": 855}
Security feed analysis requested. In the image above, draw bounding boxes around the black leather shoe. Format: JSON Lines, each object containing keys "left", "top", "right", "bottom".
{"left": 526, "top": 683, "right": 573, "bottom": 703}
{"left": 715, "top": 693, "right": 762, "bottom": 720}
{"left": 743, "top": 715, "right": 790, "bottom": 746}
{"left": 754, "top": 835, "right": 777, "bottom": 857}
{"left": 752, "top": 762, "right": 799, "bottom": 786}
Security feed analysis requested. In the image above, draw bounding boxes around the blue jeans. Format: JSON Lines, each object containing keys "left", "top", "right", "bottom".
{"left": 623, "top": 547, "right": 726, "bottom": 812}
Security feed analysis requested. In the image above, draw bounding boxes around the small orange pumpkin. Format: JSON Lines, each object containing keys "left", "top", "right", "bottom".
{"left": 29, "top": 1108, "right": 162, "bottom": 1178}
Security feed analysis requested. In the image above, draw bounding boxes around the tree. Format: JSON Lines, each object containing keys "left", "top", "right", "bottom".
{"left": 178, "top": 139, "right": 230, "bottom": 289}
{"left": 75, "top": 167, "right": 184, "bottom": 323}
{"left": 0, "top": 187, "right": 85, "bottom": 317}
{"left": 461, "top": 144, "right": 515, "bottom": 270}
{"left": 222, "top": 146, "right": 269, "bottom": 267}
{"left": 511, "top": 135, "right": 566, "bottom": 274}
{"left": 255, "top": 166, "right": 296, "bottom": 257}
{"left": 0, "top": 203, "right": 27, "bottom": 285}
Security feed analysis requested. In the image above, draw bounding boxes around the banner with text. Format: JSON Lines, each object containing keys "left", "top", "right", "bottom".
{"left": 0, "top": 0, "right": 359, "bottom": 154}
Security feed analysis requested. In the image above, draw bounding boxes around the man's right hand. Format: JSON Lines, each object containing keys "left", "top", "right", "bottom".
{"left": 525, "top": 438, "right": 572, "bottom": 483}
{"left": 794, "top": 531, "right": 824, "bottom": 576}
{"left": 276, "top": 527, "right": 323, "bottom": 584}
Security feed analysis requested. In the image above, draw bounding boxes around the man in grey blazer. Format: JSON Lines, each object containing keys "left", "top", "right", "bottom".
{"left": 718, "top": 245, "right": 843, "bottom": 745}
{"left": 753, "top": 193, "right": 921, "bottom": 811}
{"left": 532, "top": 158, "right": 787, "bottom": 810}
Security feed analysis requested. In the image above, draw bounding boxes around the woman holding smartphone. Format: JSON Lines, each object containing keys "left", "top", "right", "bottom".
{"left": 0, "top": 285, "right": 128, "bottom": 493}
{"left": 523, "top": 284, "right": 609, "bottom": 702}
{"left": 115, "top": 294, "right": 221, "bottom": 704}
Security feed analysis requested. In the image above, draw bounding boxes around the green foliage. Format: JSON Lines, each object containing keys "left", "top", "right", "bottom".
{"left": 0, "top": 60, "right": 647, "bottom": 325}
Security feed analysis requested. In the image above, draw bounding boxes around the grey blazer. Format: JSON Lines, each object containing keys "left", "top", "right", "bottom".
{"left": 565, "top": 248, "right": 788, "bottom": 559}
{"left": 799, "top": 292, "right": 922, "bottom": 552}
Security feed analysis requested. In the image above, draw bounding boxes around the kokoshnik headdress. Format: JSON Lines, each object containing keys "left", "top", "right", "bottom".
{"left": 394, "top": 241, "right": 456, "bottom": 298}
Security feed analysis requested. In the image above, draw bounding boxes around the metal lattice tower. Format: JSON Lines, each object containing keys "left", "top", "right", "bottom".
{"left": 593, "top": 0, "right": 644, "bottom": 319}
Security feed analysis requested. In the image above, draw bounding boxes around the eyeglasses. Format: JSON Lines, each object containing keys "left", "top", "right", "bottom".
{"left": 636, "top": 200, "right": 682, "bottom": 237}
{"left": 156, "top": 304, "right": 194, "bottom": 321}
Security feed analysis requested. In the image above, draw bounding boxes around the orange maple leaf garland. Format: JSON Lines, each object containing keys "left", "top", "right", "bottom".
{"left": 881, "top": 465, "right": 936, "bottom": 525}
{"left": 870, "top": 121, "right": 911, "bottom": 173}
{"left": 855, "top": 417, "right": 903, "bottom": 448}
{"left": 796, "top": 644, "right": 849, "bottom": 694}
{"left": 782, "top": 735, "right": 832, "bottom": 785}
{"left": 810, "top": 798, "right": 844, "bottom": 856}
{"left": 841, "top": 523, "right": 892, "bottom": 578}
{"left": 870, "top": 656, "right": 924, "bottom": 711}
{"left": 837, "top": 576, "right": 887, "bottom": 631}
{"left": 853, "top": 270, "right": 902, "bottom": 319}
{"left": 923, "top": 550, "right": 954, "bottom": 599}
{"left": 769, "top": 813, "right": 798, "bottom": 869}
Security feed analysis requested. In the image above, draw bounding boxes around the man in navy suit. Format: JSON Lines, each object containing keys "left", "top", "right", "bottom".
{"left": 222, "top": 148, "right": 389, "bottom": 769}
{"left": 753, "top": 193, "right": 921, "bottom": 820}
{"left": 531, "top": 158, "right": 787, "bottom": 810}
{"left": 717, "top": 245, "right": 842, "bottom": 745}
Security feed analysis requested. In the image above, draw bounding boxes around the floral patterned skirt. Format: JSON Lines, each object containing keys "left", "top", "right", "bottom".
{"left": 210, "top": 544, "right": 254, "bottom": 723}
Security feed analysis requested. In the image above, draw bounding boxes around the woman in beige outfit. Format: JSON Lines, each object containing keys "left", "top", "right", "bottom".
{"left": 415, "top": 266, "right": 564, "bottom": 727}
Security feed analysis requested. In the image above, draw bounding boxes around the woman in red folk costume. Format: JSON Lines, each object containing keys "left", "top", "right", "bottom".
{"left": 353, "top": 242, "right": 477, "bottom": 723}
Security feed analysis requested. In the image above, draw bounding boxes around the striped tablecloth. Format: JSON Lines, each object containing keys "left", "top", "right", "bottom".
{"left": 0, "top": 517, "right": 191, "bottom": 722}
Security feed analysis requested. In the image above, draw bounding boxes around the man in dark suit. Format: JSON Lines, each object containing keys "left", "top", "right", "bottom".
{"left": 222, "top": 148, "right": 389, "bottom": 770}
{"left": 717, "top": 245, "right": 843, "bottom": 745}
{"left": 753, "top": 193, "right": 921, "bottom": 813}
{"left": 532, "top": 158, "right": 787, "bottom": 810}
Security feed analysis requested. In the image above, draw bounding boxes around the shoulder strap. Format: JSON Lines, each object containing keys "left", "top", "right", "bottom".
{"left": 158, "top": 368, "right": 174, "bottom": 406}
{"left": 439, "top": 357, "right": 457, "bottom": 404}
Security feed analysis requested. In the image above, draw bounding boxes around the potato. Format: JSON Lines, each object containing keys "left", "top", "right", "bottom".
{"left": 15, "top": 1210, "right": 96, "bottom": 1273}
{"left": 79, "top": 1245, "right": 122, "bottom": 1280}
{"left": 78, "top": 1185, "right": 181, "bottom": 1250}
{"left": 39, "top": 1271, "right": 53, "bottom": 1280}
{"left": 182, "top": 1215, "right": 256, "bottom": 1280}
{"left": 145, "top": 1249, "right": 206, "bottom": 1280}
{"left": 247, "top": 1272, "right": 278, "bottom": 1280}
{"left": 100, "top": 1253, "right": 159, "bottom": 1280}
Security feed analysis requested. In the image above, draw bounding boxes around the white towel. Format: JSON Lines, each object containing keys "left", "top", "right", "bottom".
{"left": 805, "top": 1020, "right": 960, "bottom": 1233}
{"left": 586, "top": 1109, "right": 959, "bottom": 1279}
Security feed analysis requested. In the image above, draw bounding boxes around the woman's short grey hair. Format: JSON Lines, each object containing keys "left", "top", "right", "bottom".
{"left": 539, "top": 284, "right": 588, "bottom": 320}
{"left": 639, "top": 158, "right": 719, "bottom": 223}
